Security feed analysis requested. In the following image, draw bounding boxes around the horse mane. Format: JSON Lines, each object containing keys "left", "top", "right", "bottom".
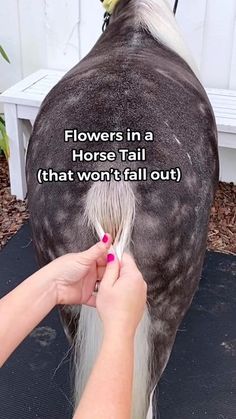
{"left": 113, "top": 0, "right": 199, "bottom": 77}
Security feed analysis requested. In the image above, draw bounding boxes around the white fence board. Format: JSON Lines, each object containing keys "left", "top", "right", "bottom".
{"left": 176, "top": 0, "right": 207, "bottom": 70}
{"left": 0, "top": 0, "right": 22, "bottom": 92}
{"left": 44, "top": 0, "right": 80, "bottom": 70}
{"left": 1, "top": 0, "right": 236, "bottom": 91}
{"left": 0, "top": 0, "right": 80, "bottom": 95}
{"left": 229, "top": 21, "right": 236, "bottom": 90}
{"left": 201, "top": 0, "right": 236, "bottom": 88}
{"left": 18, "top": 0, "right": 47, "bottom": 77}
{"left": 79, "top": 0, "right": 103, "bottom": 59}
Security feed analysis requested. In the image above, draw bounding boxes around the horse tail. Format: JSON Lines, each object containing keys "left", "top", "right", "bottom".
{"left": 73, "top": 180, "right": 151, "bottom": 419}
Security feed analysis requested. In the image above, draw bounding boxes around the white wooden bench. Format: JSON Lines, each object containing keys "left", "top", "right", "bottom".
{"left": 0, "top": 70, "right": 235, "bottom": 200}
{"left": 0, "top": 69, "right": 65, "bottom": 200}
{"left": 206, "top": 88, "right": 236, "bottom": 149}
{"left": 206, "top": 88, "right": 236, "bottom": 185}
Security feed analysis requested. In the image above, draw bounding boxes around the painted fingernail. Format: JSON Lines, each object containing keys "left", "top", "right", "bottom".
{"left": 102, "top": 234, "right": 109, "bottom": 244}
{"left": 107, "top": 253, "right": 115, "bottom": 263}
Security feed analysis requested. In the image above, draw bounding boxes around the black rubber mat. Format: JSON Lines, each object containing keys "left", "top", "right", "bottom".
{"left": 157, "top": 250, "right": 236, "bottom": 419}
{"left": 0, "top": 223, "right": 73, "bottom": 419}
{"left": 0, "top": 222, "right": 235, "bottom": 419}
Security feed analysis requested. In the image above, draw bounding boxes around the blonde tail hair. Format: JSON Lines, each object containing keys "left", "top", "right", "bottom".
{"left": 73, "top": 180, "right": 152, "bottom": 419}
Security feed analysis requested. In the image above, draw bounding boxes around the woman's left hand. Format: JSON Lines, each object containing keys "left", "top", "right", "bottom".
{"left": 43, "top": 234, "right": 113, "bottom": 307}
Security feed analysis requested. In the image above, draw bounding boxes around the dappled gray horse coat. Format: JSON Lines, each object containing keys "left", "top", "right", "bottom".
{"left": 26, "top": 0, "right": 219, "bottom": 417}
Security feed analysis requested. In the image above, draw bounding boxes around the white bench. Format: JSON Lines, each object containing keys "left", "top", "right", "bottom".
{"left": 0, "top": 69, "right": 65, "bottom": 200}
{"left": 0, "top": 70, "right": 235, "bottom": 200}
{"left": 206, "top": 87, "right": 236, "bottom": 148}
{"left": 206, "top": 88, "right": 236, "bottom": 185}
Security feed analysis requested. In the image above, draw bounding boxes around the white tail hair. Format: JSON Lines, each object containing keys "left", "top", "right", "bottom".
{"left": 135, "top": 0, "right": 199, "bottom": 76}
{"left": 127, "top": 0, "right": 200, "bottom": 78}
{"left": 73, "top": 180, "right": 152, "bottom": 419}
{"left": 84, "top": 179, "right": 136, "bottom": 258}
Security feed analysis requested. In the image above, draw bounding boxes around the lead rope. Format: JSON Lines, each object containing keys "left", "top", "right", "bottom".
{"left": 173, "top": 0, "right": 179, "bottom": 15}
{"left": 102, "top": 0, "right": 180, "bottom": 32}
{"left": 102, "top": 11, "right": 111, "bottom": 32}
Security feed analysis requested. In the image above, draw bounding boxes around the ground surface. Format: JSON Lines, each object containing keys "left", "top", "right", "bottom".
{"left": 0, "top": 155, "right": 235, "bottom": 254}
{"left": 1, "top": 224, "right": 235, "bottom": 419}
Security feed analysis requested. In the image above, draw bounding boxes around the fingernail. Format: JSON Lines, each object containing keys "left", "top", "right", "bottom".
{"left": 102, "top": 234, "right": 109, "bottom": 244}
{"left": 107, "top": 253, "right": 115, "bottom": 263}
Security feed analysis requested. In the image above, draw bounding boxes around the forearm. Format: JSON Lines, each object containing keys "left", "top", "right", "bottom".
{"left": 74, "top": 331, "right": 134, "bottom": 419}
{"left": 0, "top": 269, "right": 57, "bottom": 367}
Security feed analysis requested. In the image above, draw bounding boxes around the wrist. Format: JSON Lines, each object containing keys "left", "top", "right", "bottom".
{"left": 103, "top": 325, "right": 136, "bottom": 344}
{"left": 47, "top": 275, "right": 58, "bottom": 307}
{"left": 33, "top": 266, "right": 58, "bottom": 307}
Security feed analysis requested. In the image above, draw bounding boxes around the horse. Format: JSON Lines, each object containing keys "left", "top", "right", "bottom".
{"left": 26, "top": 0, "right": 219, "bottom": 417}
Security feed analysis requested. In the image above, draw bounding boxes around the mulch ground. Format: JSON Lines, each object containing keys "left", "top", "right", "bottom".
{"left": 0, "top": 155, "right": 29, "bottom": 249}
{"left": 0, "top": 155, "right": 235, "bottom": 254}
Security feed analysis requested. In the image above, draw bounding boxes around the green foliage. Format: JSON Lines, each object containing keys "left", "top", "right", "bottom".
{"left": 0, "top": 45, "right": 10, "bottom": 63}
{"left": 0, "top": 116, "right": 10, "bottom": 159}
{"left": 0, "top": 46, "right": 10, "bottom": 157}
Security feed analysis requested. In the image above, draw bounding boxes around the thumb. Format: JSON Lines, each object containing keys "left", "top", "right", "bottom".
{"left": 80, "top": 233, "right": 112, "bottom": 264}
{"left": 101, "top": 252, "right": 120, "bottom": 287}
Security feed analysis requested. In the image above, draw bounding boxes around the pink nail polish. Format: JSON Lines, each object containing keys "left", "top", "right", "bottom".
{"left": 102, "top": 234, "right": 109, "bottom": 243}
{"left": 107, "top": 253, "right": 115, "bottom": 263}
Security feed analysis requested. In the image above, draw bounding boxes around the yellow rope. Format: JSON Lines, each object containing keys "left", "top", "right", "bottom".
{"left": 102, "top": 0, "right": 120, "bottom": 14}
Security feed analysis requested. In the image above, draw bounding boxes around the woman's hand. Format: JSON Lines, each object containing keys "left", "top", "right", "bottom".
{"left": 43, "top": 234, "right": 113, "bottom": 307}
{"left": 97, "top": 253, "right": 147, "bottom": 338}
{"left": 0, "top": 234, "right": 113, "bottom": 367}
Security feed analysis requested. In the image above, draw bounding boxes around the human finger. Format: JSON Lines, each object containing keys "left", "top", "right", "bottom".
{"left": 100, "top": 252, "right": 120, "bottom": 287}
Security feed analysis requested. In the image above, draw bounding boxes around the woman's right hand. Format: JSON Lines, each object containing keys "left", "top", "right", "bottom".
{"left": 96, "top": 253, "right": 147, "bottom": 338}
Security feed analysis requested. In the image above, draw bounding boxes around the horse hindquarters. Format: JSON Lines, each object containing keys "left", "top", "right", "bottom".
{"left": 131, "top": 178, "right": 214, "bottom": 417}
